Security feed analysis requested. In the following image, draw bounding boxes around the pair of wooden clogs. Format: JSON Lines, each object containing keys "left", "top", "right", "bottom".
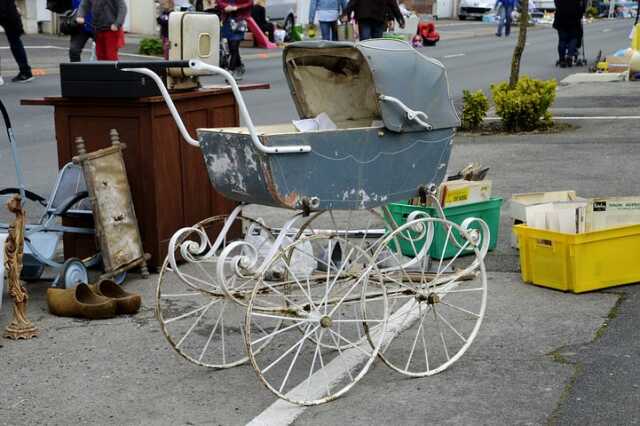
{"left": 47, "top": 280, "right": 141, "bottom": 319}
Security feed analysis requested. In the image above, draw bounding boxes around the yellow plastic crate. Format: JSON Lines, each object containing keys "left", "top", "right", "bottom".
{"left": 513, "top": 224, "right": 640, "bottom": 293}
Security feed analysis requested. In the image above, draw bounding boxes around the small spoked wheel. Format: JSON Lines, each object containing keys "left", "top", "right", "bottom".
{"left": 245, "top": 235, "right": 388, "bottom": 406}
{"left": 370, "top": 216, "right": 488, "bottom": 377}
{"left": 156, "top": 214, "right": 277, "bottom": 368}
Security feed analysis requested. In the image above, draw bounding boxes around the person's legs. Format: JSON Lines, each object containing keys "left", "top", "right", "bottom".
{"left": 496, "top": 6, "right": 505, "bottom": 36}
{"left": 504, "top": 6, "right": 513, "bottom": 36}
{"left": 330, "top": 21, "right": 339, "bottom": 41}
{"left": 69, "top": 31, "right": 92, "bottom": 62}
{"left": 4, "top": 26, "right": 32, "bottom": 76}
{"left": 95, "top": 31, "right": 120, "bottom": 60}
{"left": 228, "top": 39, "right": 244, "bottom": 76}
{"left": 370, "top": 20, "right": 385, "bottom": 39}
{"left": 358, "top": 21, "right": 373, "bottom": 40}
{"left": 319, "top": 21, "right": 332, "bottom": 40}
{"left": 567, "top": 33, "right": 578, "bottom": 64}
{"left": 557, "top": 30, "right": 568, "bottom": 65}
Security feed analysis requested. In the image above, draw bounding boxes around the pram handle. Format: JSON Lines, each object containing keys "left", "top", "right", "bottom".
{"left": 379, "top": 95, "right": 433, "bottom": 131}
{"left": 122, "top": 60, "right": 312, "bottom": 155}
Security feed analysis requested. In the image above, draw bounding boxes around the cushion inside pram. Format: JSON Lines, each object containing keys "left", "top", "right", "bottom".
{"left": 284, "top": 47, "right": 381, "bottom": 127}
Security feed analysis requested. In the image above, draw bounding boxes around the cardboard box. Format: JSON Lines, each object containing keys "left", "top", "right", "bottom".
{"left": 439, "top": 180, "right": 492, "bottom": 208}
{"left": 605, "top": 55, "right": 631, "bottom": 73}
{"left": 509, "top": 190, "right": 582, "bottom": 248}
{"left": 586, "top": 197, "right": 640, "bottom": 231}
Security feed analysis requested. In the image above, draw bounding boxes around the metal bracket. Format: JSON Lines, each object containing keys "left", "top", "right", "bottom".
{"left": 379, "top": 94, "right": 433, "bottom": 130}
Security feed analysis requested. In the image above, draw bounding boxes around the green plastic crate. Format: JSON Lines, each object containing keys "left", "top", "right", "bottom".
{"left": 386, "top": 198, "right": 503, "bottom": 259}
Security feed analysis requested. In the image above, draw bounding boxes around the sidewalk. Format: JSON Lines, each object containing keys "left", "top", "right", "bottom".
{"left": 1, "top": 76, "right": 639, "bottom": 424}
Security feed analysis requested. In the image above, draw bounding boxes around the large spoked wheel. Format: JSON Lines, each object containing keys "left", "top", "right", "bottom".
{"left": 245, "top": 235, "right": 388, "bottom": 406}
{"left": 369, "top": 215, "right": 488, "bottom": 377}
{"left": 156, "top": 214, "right": 278, "bottom": 368}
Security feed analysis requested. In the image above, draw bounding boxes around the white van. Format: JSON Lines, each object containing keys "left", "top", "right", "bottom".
{"left": 458, "top": 0, "right": 495, "bottom": 19}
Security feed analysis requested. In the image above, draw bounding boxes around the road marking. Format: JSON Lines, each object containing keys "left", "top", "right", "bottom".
{"left": 602, "top": 28, "right": 612, "bottom": 32}
{"left": 486, "top": 116, "right": 640, "bottom": 120}
{"left": 443, "top": 53, "right": 465, "bottom": 59}
{"left": 249, "top": 280, "right": 460, "bottom": 425}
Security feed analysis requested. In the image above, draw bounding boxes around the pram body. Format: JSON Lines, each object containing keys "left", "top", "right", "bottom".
{"left": 197, "top": 40, "right": 459, "bottom": 210}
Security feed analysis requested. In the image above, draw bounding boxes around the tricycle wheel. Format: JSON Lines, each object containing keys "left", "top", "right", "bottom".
{"left": 245, "top": 235, "right": 388, "bottom": 405}
{"left": 368, "top": 216, "right": 488, "bottom": 377}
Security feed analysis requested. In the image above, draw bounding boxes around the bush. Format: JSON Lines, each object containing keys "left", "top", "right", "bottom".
{"left": 461, "top": 89, "right": 489, "bottom": 130}
{"left": 491, "top": 76, "right": 556, "bottom": 132}
{"left": 139, "top": 38, "right": 164, "bottom": 56}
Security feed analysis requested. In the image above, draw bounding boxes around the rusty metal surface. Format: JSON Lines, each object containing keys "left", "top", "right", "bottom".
{"left": 199, "top": 127, "right": 454, "bottom": 210}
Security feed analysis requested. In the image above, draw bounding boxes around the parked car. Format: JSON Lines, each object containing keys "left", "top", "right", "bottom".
{"left": 458, "top": 0, "right": 495, "bottom": 19}
{"left": 266, "top": 0, "right": 297, "bottom": 39}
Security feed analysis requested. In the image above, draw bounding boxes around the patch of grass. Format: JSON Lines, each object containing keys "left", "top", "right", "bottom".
{"left": 593, "top": 291, "right": 627, "bottom": 340}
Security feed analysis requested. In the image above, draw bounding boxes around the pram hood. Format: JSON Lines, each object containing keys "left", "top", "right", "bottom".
{"left": 283, "top": 39, "right": 460, "bottom": 132}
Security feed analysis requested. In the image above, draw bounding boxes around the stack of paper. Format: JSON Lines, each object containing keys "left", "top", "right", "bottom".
{"left": 525, "top": 202, "right": 588, "bottom": 234}
{"left": 586, "top": 197, "right": 640, "bottom": 232}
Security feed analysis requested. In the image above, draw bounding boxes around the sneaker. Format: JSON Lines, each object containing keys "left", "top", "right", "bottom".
{"left": 11, "top": 72, "right": 35, "bottom": 83}
{"left": 231, "top": 68, "right": 244, "bottom": 81}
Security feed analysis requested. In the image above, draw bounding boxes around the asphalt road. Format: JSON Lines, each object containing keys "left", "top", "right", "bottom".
{"left": 1, "top": 18, "right": 639, "bottom": 425}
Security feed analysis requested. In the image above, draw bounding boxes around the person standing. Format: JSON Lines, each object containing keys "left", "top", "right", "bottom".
{"left": 309, "top": 0, "right": 347, "bottom": 41}
{"left": 252, "top": 0, "right": 275, "bottom": 42}
{"left": 0, "top": 0, "right": 34, "bottom": 83}
{"left": 69, "top": 0, "right": 95, "bottom": 62}
{"left": 342, "top": 0, "right": 405, "bottom": 41}
{"left": 553, "top": 0, "right": 582, "bottom": 67}
{"left": 494, "top": 0, "right": 515, "bottom": 37}
{"left": 218, "top": 0, "right": 253, "bottom": 80}
{"left": 158, "top": 0, "right": 174, "bottom": 59}
{"left": 77, "top": 0, "right": 127, "bottom": 61}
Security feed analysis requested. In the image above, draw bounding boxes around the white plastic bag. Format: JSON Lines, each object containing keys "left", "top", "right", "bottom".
{"left": 243, "top": 221, "right": 316, "bottom": 280}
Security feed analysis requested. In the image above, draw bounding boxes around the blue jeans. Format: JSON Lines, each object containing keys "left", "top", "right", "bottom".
{"left": 557, "top": 30, "right": 578, "bottom": 60}
{"left": 496, "top": 5, "right": 513, "bottom": 36}
{"left": 319, "top": 21, "right": 338, "bottom": 41}
{"left": 358, "top": 19, "right": 385, "bottom": 40}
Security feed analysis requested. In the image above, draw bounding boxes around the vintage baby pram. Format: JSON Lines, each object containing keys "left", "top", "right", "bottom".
{"left": 124, "top": 39, "right": 490, "bottom": 406}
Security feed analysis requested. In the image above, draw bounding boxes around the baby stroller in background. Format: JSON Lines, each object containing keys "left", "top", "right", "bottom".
{"left": 0, "top": 100, "right": 121, "bottom": 288}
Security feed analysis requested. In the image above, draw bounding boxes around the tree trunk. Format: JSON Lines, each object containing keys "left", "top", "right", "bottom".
{"left": 509, "top": 0, "right": 529, "bottom": 88}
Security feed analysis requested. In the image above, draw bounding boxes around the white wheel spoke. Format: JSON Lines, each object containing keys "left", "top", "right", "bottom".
{"left": 328, "top": 328, "right": 354, "bottom": 382}
{"left": 435, "top": 310, "right": 467, "bottom": 343}
{"left": 164, "top": 301, "right": 217, "bottom": 324}
{"left": 315, "top": 329, "right": 332, "bottom": 398}
{"left": 261, "top": 325, "right": 320, "bottom": 374}
{"left": 251, "top": 319, "right": 308, "bottom": 346}
{"left": 197, "top": 299, "right": 227, "bottom": 362}
{"left": 327, "top": 270, "right": 371, "bottom": 317}
{"left": 279, "top": 325, "right": 309, "bottom": 393}
{"left": 332, "top": 318, "right": 383, "bottom": 323}
{"left": 433, "top": 307, "right": 450, "bottom": 361}
{"left": 175, "top": 300, "right": 215, "bottom": 348}
{"left": 251, "top": 312, "right": 307, "bottom": 322}
{"left": 327, "top": 329, "right": 371, "bottom": 357}
{"left": 420, "top": 314, "right": 430, "bottom": 372}
{"left": 221, "top": 314, "right": 226, "bottom": 364}
{"left": 441, "top": 301, "right": 481, "bottom": 318}
{"left": 405, "top": 303, "right": 425, "bottom": 370}
{"left": 161, "top": 292, "right": 203, "bottom": 298}
{"left": 441, "top": 287, "right": 484, "bottom": 294}
{"left": 281, "top": 259, "right": 316, "bottom": 310}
